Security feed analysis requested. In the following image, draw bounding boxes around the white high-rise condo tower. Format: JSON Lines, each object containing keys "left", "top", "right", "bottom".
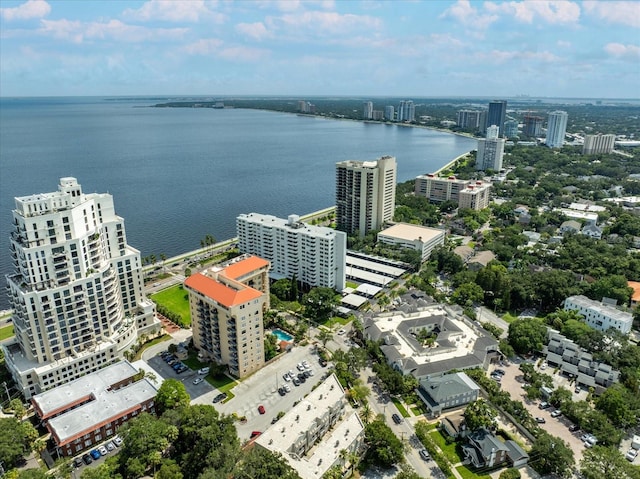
{"left": 336, "top": 156, "right": 397, "bottom": 236}
{"left": 546, "top": 111, "right": 568, "bottom": 148}
{"left": 3, "top": 178, "right": 159, "bottom": 398}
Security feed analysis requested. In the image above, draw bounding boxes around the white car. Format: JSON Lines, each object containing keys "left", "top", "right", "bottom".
{"left": 198, "top": 367, "right": 210, "bottom": 375}
{"left": 193, "top": 377, "right": 204, "bottom": 385}
{"left": 337, "top": 329, "right": 346, "bottom": 335}
{"left": 98, "top": 446, "right": 108, "bottom": 456}
{"left": 112, "top": 436, "right": 123, "bottom": 447}
{"left": 283, "top": 373, "right": 291, "bottom": 382}
{"left": 626, "top": 449, "right": 638, "bottom": 462}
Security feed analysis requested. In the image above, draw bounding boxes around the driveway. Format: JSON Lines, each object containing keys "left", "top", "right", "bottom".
{"left": 492, "top": 362, "right": 585, "bottom": 466}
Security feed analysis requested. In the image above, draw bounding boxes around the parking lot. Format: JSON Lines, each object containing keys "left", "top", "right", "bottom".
{"left": 491, "top": 361, "right": 586, "bottom": 466}
{"left": 146, "top": 353, "right": 219, "bottom": 401}
{"left": 208, "top": 343, "right": 329, "bottom": 440}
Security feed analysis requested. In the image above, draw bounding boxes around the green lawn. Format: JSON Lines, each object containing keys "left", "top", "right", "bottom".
{"left": 456, "top": 465, "right": 491, "bottom": 479}
{"left": 182, "top": 352, "right": 237, "bottom": 402}
{"left": 429, "top": 429, "right": 461, "bottom": 464}
{"left": 410, "top": 404, "right": 426, "bottom": 416}
{"left": 322, "top": 316, "right": 351, "bottom": 328}
{"left": 0, "top": 324, "right": 14, "bottom": 341}
{"left": 392, "top": 398, "right": 410, "bottom": 418}
{"left": 346, "top": 281, "right": 358, "bottom": 289}
{"left": 151, "top": 284, "right": 191, "bottom": 326}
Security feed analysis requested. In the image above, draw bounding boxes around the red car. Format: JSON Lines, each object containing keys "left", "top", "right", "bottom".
{"left": 250, "top": 431, "right": 262, "bottom": 439}
{"left": 258, "top": 405, "right": 265, "bottom": 414}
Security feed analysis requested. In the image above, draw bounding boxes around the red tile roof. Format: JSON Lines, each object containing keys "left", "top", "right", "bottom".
{"left": 629, "top": 281, "right": 640, "bottom": 303}
{"left": 224, "top": 256, "right": 269, "bottom": 280}
{"left": 184, "top": 273, "right": 262, "bottom": 308}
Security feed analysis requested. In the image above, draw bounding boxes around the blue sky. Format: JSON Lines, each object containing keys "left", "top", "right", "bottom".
{"left": 1, "top": 0, "right": 638, "bottom": 98}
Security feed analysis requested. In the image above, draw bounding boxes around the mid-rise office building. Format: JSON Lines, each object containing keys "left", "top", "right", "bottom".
{"left": 503, "top": 119, "right": 519, "bottom": 138}
{"left": 523, "top": 115, "right": 543, "bottom": 137}
{"left": 185, "top": 255, "right": 270, "bottom": 378}
{"left": 583, "top": 134, "right": 615, "bottom": 155}
{"left": 457, "top": 110, "right": 486, "bottom": 131}
{"left": 336, "top": 155, "right": 397, "bottom": 236}
{"left": 398, "top": 100, "right": 415, "bottom": 122}
{"left": 414, "top": 175, "right": 491, "bottom": 211}
{"left": 546, "top": 110, "right": 568, "bottom": 148}
{"left": 32, "top": 361, "right": 157, "bottom": 457}
{"left": 363, "top": 101, "right": 373, "bottom": 120}
{"left": 384, "top": 105, "right": 395, "bottom": 121}
{"left": 3, "top": 178, "right": 159, "bottom": 398}
{"left": 237, "top": 213, "right": 346, "bottom": 291}
{"left": 377, "top": 223, "right": 445, "bottom": 261}
{"left": 564, "top": 295, "right": 632, "bottom": 334}
{"left": 476, "top": 135, "right": 505, "bottom": 171}
{"left": 486, "top": 100, "right": 507, "bottom": 136}
{"left": 372, "top": 110, "right": 384, "bottom": 121}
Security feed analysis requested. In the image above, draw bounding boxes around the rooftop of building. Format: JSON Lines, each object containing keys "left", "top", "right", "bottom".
{"left": 565, "top": 295, "right": 632, "bottom": 323}
{"left": 419, "top": 372, "right": 479, "bottom": 404}
{"left": 378, "top": 223, "right": 445, "bottom": 242}
{"left": 218, "top": 255, "right": 270, "bottom": 281}
{"left": 238, "top": 213, "right": 343, "bottom": 239}
{"left": 629, "top": 281, "right": 640, "bottom": 303}
{"left": 184, "top": 271, "right": 263, "bottom": 308}
{"left": 255, "top": 374, "right": 364, "bottom": 479}
{"left": 363, "top": 293, "right": 497, "bottom": 377}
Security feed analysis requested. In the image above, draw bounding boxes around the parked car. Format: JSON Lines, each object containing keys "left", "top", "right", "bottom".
{"left": 284, "top": 384, "right": 291, "bottom": 393}
{"left": 392, "top": 413, "right": 402, "bottom": 424}
{"left": 575, "top": 386, "right": 581, "bottom": 394}
{"left": 212, "top": 393, "right": 227, "bottom": 403}
{"left": 568, "top": 424, "right": 580, "bottom": 432}
{"left": 258, "top": 405, "right": 266, "bottom": 414}
{"left": 193, "top": 377, "right": 204, "bottom": 385}
{"left": 319, "top": 358, "right": 328, "bottom": 367}
{"left": 90, "top": 449, "right": 101, "bottom": 460}
{"left": 419, "top": 449, "right": 431, "bottom": 461}
{"left": 550, "top": 410, "right": 562, "bottom": 418}
{"left": 494, "top": 369, "right": 505, "bottom": 376}
{"left": 278, "top": 387, "right": 286, "bottom": 396}
{"left": 250, "top": 431, "right": 262, "bottom": 439}
{"left": 626, "top": 449, "right": 638, "bottom": 462}
{"left": 302, "top": 360, "right": 310, "bottom": 369}
{"left": 292, "top": 377, "right": 301, "bottom": 386}
{"left": 297, "top": 363, "right": 305, "bottom": 371}
{"left": 538, "top": 401, "right": 550, "bottom": 410}
{"left": 98, "top": 446, "right": 108, "bottom": 456}
{"left": 297, "top": 373, "right": 306, "bottom": 383}
{"left": 106, "top": 442, "right": 115, "bottom": 452}
{"left": 198, "top": 367, "right": 210, "bottom": 375}
{"left": 73, "top": 457, "right": 84, "bottom": 468}
{"left": 113, "top": 436, "right": 123, "bottom": 447}
{"left": 82, "top": 454, "right": 93, "bottom": 465}
{"left": 337, "top": 329, "right": 346, "bottom": 335}
{"left": 283, "top": 373, "right": 291, "bottom": 382}
{"left": 535, "top": 417, "right": 546, "bottom": 424}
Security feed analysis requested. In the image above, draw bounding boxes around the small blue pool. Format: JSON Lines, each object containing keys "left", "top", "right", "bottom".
{"left": 272, "top": 328, "right": 294, "bottom": 342}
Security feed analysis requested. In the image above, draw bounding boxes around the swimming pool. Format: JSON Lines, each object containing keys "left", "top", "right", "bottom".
{"left": 272, "top": 328, "right": 294, "bottom": 342}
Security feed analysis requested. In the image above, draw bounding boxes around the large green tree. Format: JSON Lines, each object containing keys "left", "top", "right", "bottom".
{"left": 0, "top": 417, "right": 38, "bottom": 469}
{"left": 363, "top": 419, "right": 404, "bottom": 468}
{"left": 155, "top": 378, "right": 191, "bottom": 415}
{"left": 463, "top": 399, "right": 496, "bottom": 432}
{"left": 232, "top": 447, "right": 301, "bottom": 479}
{"left": 529, "top": 432, "right": 574, "bottom": 479}
{"left": 303, "top": 287, "right": 339, "bottom": 323}
{"left": 508, "top": 318, "right": 548, "bottom": 354}
{"left": 580, "top": 445, "right": 640, "bottom": 479}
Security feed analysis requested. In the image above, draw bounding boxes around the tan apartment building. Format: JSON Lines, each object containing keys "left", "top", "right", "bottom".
{"left": 415, "top": 175, "right": 491, "bottom": 211}
{"left": 336, "top": 156, "right": 397, "bottom": 236}
{"left": 185, "top": 256, "right": 270, "bottom": 378}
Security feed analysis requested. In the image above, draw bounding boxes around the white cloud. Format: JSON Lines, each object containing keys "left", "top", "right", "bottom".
{"left": 583, "top": 1, "right": 640, "bottom": 28}
{"left": 235, "top": 22, "right": 272, "bottom": 41}
{"left": 218, "top": 45, "right": 269, "bottom": 61}
{"left": 123, "top": 0, "right": 224, "bottom": 23}
{"left": 484, "top": 0, "right": 580, "bottom": 25}
{"left": 39, "top": 18, "right": 188, "bottom": 44}
{"left": 439, "top": 0, "right": 498, "bottom": 29}
{"left": 557, "top": 40, "right": 572, "bottom": 48}
{"left": 604, "top": 42, "right": 640, "bottom": 60}
{"left": 182, "top": 38, "right": 224, "bottom": 55}
{"left": 270, "top": 10, "right": 382, "bottom": 35}
{"left": 477, "top": 49, "right": 561, "bottom": 64}
{"left": 0, "top": 0, "right": 50, "bottom": 21}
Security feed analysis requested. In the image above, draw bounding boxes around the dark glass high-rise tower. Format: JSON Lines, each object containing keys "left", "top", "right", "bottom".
{"left": 486, "top": 100, "right": 507, "bottom": 137}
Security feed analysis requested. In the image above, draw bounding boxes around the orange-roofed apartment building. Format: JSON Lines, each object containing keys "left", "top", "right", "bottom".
{"left": 629, "top": 281, "right": 640, "bottom": 309}
{"left": 184, "top": 256, "right": 270, "bottom": 378}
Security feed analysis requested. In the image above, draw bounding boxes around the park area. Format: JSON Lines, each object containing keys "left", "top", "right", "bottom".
{"left": 151, "top": 284, "right": 191, "bottom": 327}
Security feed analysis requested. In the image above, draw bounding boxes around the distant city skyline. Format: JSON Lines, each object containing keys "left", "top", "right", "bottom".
{"left": 1, "top": 0, "right": 639, "bottom": 98}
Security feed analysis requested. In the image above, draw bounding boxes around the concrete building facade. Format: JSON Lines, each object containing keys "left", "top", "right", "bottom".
{"left": 564, "top": 295, "right": 633, "bottom": 334}
{"left": 336, "top": 156, "right": 397, "bottom": 236}
{"left": 377, "top": 223, "right": 445, "bottom": 261}
{"left": 583, "top": 134, "right": 615, "bottom": 155}
{"left": 185, "top": 255, "right": 270, "bottom": 378}
{"left": 457, "top": 110, "right": 486, "bottom": 130}
{"left": 3, "top": 177, "right": 159, "bottom": 399}
{"left": 398, "top": 100, "right": 415, "bottom": 122}
{"left": 546, "top": 110, "right": 568, "bottom": 148}
{"left": 523, "top": 115, "right": 543, "bottom": 137}
{"left": 415, "top": 175, "right": 491, "bottom": 211}
{"left": 237, "top": 213, "right": 346, "bottom": 291}
{"left": 32, "top": 361, "right": 157, "bottom": 457}
{"left": 363, "top": 101, "right": 373, "bottom": 120}
{"left": 476, "top": 136, "right": 505, "bottom": 171}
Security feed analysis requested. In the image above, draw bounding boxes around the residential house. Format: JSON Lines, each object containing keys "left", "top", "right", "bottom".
{"left": 468, "top": 251, "right": 496, "bottom": 271}
{"left": 416, "top": 372, "right": 479, "bottom": 418}
{"left": 559, "top": 220, "right": 581, "bottom": 235}
{"left": 582, "top": 223, "right": 602, "bottom": 240}
{"left": 462, "top": 428, "right": 529, "bottom": 469}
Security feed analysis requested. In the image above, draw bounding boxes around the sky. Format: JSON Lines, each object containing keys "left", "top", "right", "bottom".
{"left": 1, "top": 0, "right": 639, "bottom": 98}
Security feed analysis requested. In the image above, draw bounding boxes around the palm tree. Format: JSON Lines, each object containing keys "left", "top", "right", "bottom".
{"left": 317, "top": 328, "right": 333, "bottom": 348}
{"left": 160, "top": 253, "right": 167, "bottom": 272}
{"left": 359, "top": 402, "right": 373, "bottom": 424}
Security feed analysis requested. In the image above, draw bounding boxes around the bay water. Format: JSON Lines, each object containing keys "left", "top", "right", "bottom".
{"left": 0, "top": 97, "right": 476, "bottom": 309}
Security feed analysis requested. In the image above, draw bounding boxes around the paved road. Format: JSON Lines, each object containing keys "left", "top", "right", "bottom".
{"left": 475, "top": 306, "right": 508, "bottom": 338}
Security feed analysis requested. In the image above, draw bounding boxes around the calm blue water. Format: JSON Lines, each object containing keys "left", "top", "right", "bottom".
{"left": 0, "top": 97, "right": 476, "bottom": 309}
